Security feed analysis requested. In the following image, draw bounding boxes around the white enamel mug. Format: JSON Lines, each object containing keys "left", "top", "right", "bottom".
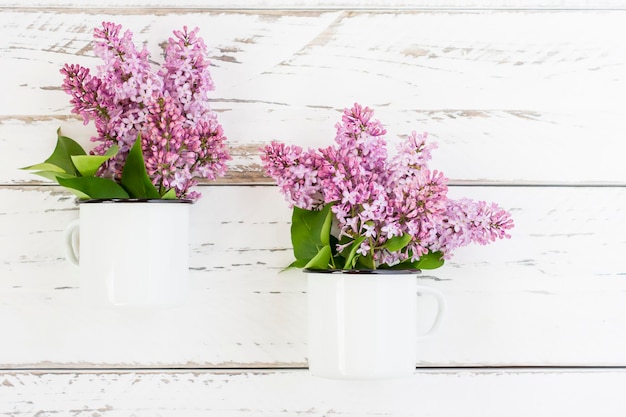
{"left": 307, "top": 270, "right": 446, "bottom": 379}
{"left": 64, "top": 199, "right": 191, "bottom": 308}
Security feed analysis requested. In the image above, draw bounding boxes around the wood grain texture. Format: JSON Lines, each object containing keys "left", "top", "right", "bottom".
{"left": 1, "top": 185, "right": 625, "bottom": 368}
{"left": 3, "top": 369, "right": 626, "bottom": 417}
{"left": 3, "top": 9, "right": 626, "bottom": 184}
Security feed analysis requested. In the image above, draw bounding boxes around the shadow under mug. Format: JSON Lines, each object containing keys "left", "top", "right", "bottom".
{"left": 64, "top": 199, "right": 192, "bottom": 308}
{"left": 306, "top": 270, "right": 446, "bottom": 380}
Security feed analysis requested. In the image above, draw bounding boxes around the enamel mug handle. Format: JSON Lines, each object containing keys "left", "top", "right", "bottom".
{"left": 64, "top": 219, "right": 80, "bottom": 267}
{"left": 415, "top": 285, "right": 447, "bottom": 340}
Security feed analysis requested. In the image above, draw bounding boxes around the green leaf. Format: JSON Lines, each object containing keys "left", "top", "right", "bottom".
{"left": 161, "top": 188, "right": 178, "bottom": 200}
{"left": 49, "top": 130, "right": 87, "bottom": 175}
{"left": 341, "top": 235, "right": 366, "bottom": 270}
{"left": 20, "top": 162, "right": 66, "bottom": 173}
{"left": 414, "top": 251, "right": 445, "bottom": 270}
{"left": 120, "top": 135, "right": 160, "bottom": 199}
{"left": 381, "top": 260, "right": 419, "bottom": 270}
{"left": 71, "top": 144, "right": 119, "bottom": 177}
{"left": 356, "top": 253, "right": 375, "bottom": 270}
{"left": 304, "top": 245, "right": 332, "bottom": 270}
{"left": 379, "top": 251, "right": 444, "bottom": 271}
{"left": 56, "top": 186, "right": 91, "bottom": 200}
{"left": 49, "top": 131, "right": 87, "bottom": 175}
{"left": 381, "top": 233, "right": 412, "bottom": 252}
{"left": 290, "top": 203, "right": 334, "bottom": 261}
{"left": 21, "top": 130, "right": 86, "bottom": 177}
{"left": 288, "top": 259, "right": 310, "bottom": 269}
{"left": 57, "top": 176, "right": 130, "bottom": 199}
{"left": 29, "top": 170, "right": 76, "bottom": 182}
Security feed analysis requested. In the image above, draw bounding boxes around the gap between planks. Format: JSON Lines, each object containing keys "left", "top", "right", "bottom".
{"left": 3, "top": 366, "right": 626, "bottom": 374}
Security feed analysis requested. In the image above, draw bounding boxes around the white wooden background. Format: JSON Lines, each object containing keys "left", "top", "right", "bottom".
{"left": 2, "top": 1, "right": 626, "bottom": 415}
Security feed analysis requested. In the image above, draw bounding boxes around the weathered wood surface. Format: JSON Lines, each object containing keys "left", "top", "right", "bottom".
{"left": 3, "top": 369, "right": 626, "bottom": 417}
{"left": 1, "top": 185, "right": 625, "bottom": 368}
{"left": 3, "top": 9, "right": 626, "bottom": 184}
{"left": 3, "top": 4, "right": 626, "bottom": 414}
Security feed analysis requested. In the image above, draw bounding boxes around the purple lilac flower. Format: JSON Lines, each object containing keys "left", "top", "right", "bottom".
{"left": 60, "top": 22, "right": 230, "bottom": 199}
{"left": 261, "top": 103, "right": 514, "bottom": 268}
{"left": 260, "top": 141, "right": 325, "bottom": 210}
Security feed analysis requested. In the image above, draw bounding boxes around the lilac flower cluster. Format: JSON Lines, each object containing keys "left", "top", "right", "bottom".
{"left": 261, "top": 103, "right": 514, "bottom": 268}
{"left": 60, "top": 22, "right": 230, "bottom": 199}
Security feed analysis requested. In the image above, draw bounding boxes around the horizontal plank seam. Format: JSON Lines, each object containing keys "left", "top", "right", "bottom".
{"left": 3, "top": 365, "right": 626, "bottom": 372}
{"left": 0, "top": 365, "right": 626, "bottom": 373}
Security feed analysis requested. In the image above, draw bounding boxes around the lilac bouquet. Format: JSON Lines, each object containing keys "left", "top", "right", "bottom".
{"left": 23, "top": 22, "right": 230, "bottom": 200}
{"left": 261, "top": 103, "right": 514, "bottom": 270}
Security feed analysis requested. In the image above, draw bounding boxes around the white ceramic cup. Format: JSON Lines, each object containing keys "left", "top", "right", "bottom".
{"left": 64, "top": 199, "right": 191, "bottom": 308}
{"left": 307, "top": 270, "right": 446, "bottom": 379}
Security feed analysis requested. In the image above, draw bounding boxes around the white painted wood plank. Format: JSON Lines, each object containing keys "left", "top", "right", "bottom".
{"left": 4, "top": 262, "right": 626, "bottom": 367}
{"left": 2, "top": 10, "right": 626, "bottom": 183}
{"left": 4, "top": 185, "right": 626, "bottom": 285}
{"left": 4, "top": 10, "right": 623, "bottom": 115}
{"left": 3, "top": 369, "right": 626, "bottom": 417}
{"left": 1, "top": 185, "right": 625, "bottom": 367}
{"left": 6, "top": 109, "right": 625, "bottom": 184}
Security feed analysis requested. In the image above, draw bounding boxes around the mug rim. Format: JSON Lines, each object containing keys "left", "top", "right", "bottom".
{"left": 77, "top": 198, "right": 194, "bottom": 204}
